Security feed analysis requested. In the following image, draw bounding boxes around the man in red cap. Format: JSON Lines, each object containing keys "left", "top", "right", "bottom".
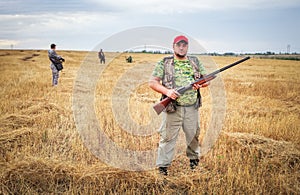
{"left": 149, "top": 35, "right": 208, "bottom": 175}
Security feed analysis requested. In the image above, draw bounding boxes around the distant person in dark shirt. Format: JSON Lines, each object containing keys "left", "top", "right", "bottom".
{"left": 98, "top": 49, "right": 105, "bottom": 64}
{"left": 126, "top": 55, "right": 132, "bottom": 63}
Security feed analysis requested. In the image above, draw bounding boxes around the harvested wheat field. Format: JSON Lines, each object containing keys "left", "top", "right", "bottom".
{"left": 0, "top": 49, "right": 299, "bottom": 194}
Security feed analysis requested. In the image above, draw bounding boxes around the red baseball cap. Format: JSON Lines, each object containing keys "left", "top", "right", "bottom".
{"left": 173, "top": 35, "right": 188, "bottom": 44}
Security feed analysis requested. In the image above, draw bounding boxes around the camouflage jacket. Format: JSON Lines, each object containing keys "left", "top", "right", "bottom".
{"left": 152, "top": 55, "right": 206, "bottom": 106}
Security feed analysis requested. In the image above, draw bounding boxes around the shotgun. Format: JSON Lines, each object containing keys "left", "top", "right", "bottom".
{"left": 153, "top": 56, "right": 250, "bottom": 115}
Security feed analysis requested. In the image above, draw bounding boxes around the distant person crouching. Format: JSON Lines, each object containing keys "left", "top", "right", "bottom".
{"left": 48, "top": 43, "right": 65, "bottom": 86}
{"left": 126, "top": 55, "right": 132, "bottom": 63}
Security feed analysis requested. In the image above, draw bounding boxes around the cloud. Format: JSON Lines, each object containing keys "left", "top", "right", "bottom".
{"left": 0, "top": 0, "right": 299, "bottom": 52}
{"left": 0, "top": 39, "right": 20, "bottom": 48}
{"left": 88, "top": 0, "right": 300, "bottom": 14}
{"left": 0, "top": 12, "right": 117, "bottom": 35}
{"left": 0, "top": 0, "right": 105, "bottom": 14}
{"left": 1, "top": 0, "right": 299, "bottom": 15}
{"left": 0, "top": 12, "right": 120, "bottom": 49}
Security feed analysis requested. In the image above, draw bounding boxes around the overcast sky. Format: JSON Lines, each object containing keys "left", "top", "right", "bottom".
{"left": 0, "top": 0, "right": 299, "bottom": 53}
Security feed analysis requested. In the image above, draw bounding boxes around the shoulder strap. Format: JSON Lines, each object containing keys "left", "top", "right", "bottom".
{"left": 187, "top": 56, "right": 202, "bottom": 108}
{"left": 187, "top": 56, "right": 202, "bottom": 80}
{"left": 162, "top": 55, "right": 202, "bottom": 88}
{"left": 162, "top": 56, "right": 175, "bottom": 89}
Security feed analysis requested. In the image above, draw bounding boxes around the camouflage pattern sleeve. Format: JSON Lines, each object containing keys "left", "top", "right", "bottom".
{"left": 151, "top": 60, "right": 164, "bottom": 79}
{"left": 48, "top": 49, "right": 63, "bottom": 63}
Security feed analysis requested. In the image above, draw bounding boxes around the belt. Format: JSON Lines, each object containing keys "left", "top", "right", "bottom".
{"left": 175, "top": 102, "right": 196, "bottom": 107}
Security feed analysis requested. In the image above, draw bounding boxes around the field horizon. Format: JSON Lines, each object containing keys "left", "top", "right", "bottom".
{"left": 0, "top": 49, "right": 299, "bottom": 194}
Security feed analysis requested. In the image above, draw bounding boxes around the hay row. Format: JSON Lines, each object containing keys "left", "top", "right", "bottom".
{"left": 224, "top": 132, "right": 300, "bottom": 169}
{"left": 0, "top": 128, "right": 33, "bottom": 144}
{"left": 0, "top": 114, "right": 34, "bottom": 131}
{"left": 1, "top": 157, "right": 168, "bottom": 194}
{"left": 1, "top": 132, "right": 299, "bottom": 194}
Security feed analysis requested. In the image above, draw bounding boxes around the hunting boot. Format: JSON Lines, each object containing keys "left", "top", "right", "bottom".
{"left": 190, "top": 159, "right": 199, "bottom": 170}
{"left": 159, "top": 167, "right": 168, "bottom": 176}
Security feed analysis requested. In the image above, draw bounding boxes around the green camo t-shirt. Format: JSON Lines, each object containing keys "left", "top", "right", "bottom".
{"left": 152, "top": 57, "right": 206, "bottom": 106}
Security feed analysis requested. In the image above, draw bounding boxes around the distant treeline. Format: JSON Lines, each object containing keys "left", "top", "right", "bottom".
{"left": 125, "top": 50, "right": 300, "bottom": 61}
{"left": 208, "top": 51, "right": 299, "bottom": 56}
{"left": 125, "top": 50, "right": 173, "bottom": 54}
{"left": 208, "top": 52, "right": 300, "bottom": 61}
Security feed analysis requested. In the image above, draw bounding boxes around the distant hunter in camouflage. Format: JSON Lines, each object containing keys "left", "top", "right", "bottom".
{"left": 149, "top": 35, "right": 209, "bottom": 175}
{"left": 48, "top": 43, "right": 65, "bottom": 86}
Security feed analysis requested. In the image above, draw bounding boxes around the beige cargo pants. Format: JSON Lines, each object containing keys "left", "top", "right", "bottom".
{"left": 156, "top": 105, "right": 200, "bottom": 167}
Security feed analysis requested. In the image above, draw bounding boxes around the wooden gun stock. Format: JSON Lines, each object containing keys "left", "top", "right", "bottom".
{"left": 152, "top": 75, "right": 216, "bottom": 115}
{"left": 153, "top": 97, "right": 173, "bottom": 115}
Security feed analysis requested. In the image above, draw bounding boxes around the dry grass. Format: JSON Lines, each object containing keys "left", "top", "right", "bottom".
{"left": 0, "top": 50, "right": 299, "bottom": 194}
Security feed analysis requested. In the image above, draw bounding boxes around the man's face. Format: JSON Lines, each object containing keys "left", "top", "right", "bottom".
{"left": 173, "top": 41, "right": 188, "bottom": 58}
